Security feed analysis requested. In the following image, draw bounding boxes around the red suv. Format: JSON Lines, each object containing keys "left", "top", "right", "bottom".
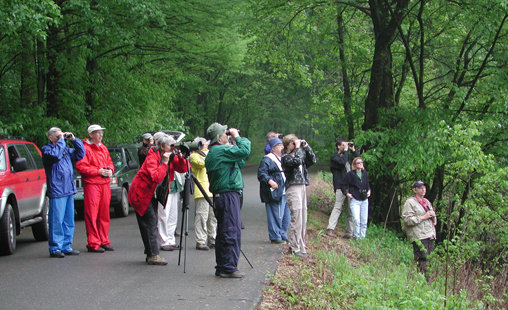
{"left": 0, "top": 136, "right": 49, "bottom": 255}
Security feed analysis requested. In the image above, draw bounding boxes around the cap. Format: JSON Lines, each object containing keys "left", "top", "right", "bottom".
{"left": 413, "top": 181, "right": 426, "bottom": 188}
{"left": 206, "top": 122, "right": 228, "bottom": 145}
{"left": 269, "top": 137, "right": 283, "bottom": 149}
{"left": 87, "top": 124, "right": 106, "bottom": 133}
{"left": 142, "top": 133, "right": 153, "bottom": 140}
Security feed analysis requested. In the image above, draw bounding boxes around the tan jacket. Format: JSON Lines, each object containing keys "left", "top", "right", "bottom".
{"left": 402, "top": 196, "right": 437, "bottom": 242}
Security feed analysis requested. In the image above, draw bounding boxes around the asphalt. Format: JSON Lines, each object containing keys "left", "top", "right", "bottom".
{"left": 0, "top": 164, "right": 285, "bottom": 310}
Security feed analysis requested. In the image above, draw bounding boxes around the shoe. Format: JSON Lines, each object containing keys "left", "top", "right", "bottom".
{"left": 101, "top": 244, "right": 115, "bottom": 251}
{"left": 174, "top": 230, "right": 181, "bottom": 237}
{"left": 271, "top": 239, "right": 285, "bottom": 244}
{"left": 326, "top": 229, "right": 338, "bottom": 238}
{"left": 87, "top": 247, "right": 105, "bottom": 253}
{"left": 63, "top": 250, "right": 80, "bottom": 255}
{"left": 241, "top": 223, "right": 245, "bottom": 229}
{"left": 219, "top": 270, "right": 245, "bottom": 278}
{"left": 207, "top": 241, "right": 215, "bottom": 249}
{"left": 50, "top": 251, "right": 65, "bottom": 258}
{"left": 146, "top": 255, "right": 168, "bottom": 265}
{"left": 196, "top": 243, "right": 209, "bottom": 251}
{"left": 294, "top": 251, "right": 309, "bottom": 258}
{"left": 342, "top": 235, "right": 353, "bottom": 240}
{"left": 160, "top": 244, "right": 179, "bottom": 251}
{"left": 215, "top": 270, "right": 221, "bottom": 276}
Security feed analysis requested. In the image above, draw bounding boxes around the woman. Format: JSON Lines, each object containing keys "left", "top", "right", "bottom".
{"left": 340, "top": 157, "right": 371, "bottom": 239}
{"left": 281, "top": 134, "right": 316, "bottom": 257}
{"left": 258, "top": 137, "right": 290, "bottom": 244}
{"left": 128, "top": 134, "right": 175, "bottom": 265}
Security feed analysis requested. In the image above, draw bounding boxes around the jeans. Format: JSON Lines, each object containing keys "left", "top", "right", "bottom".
{"left": 265, "top": 194, "right": 290, "bottom": 241}
{"left": 350, "top": 198, "right": 368, "bottom": 239}
{"left": 48, "top": 195, "right": 75, "bottom": 254}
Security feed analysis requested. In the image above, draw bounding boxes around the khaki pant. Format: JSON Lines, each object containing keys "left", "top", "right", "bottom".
{"left": 327, "top": 189, "right": 354, "bottom": 236}
{"left": 286, "top": 185, "right": 307, "bottom": 254}
{"left": 194, "top": 197, "right": 217, "bottom": 244}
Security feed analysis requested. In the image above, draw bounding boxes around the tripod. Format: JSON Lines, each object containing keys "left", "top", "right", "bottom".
{"left": 177, "top": 156, "right": 253, "bottom": 273}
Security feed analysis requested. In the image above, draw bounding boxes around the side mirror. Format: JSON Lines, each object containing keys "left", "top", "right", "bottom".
{"left": 128, "top": 162, "right": 139, "bottom": 170}
{"left": 13, "top": 157, "right": 27, "bottom": 172}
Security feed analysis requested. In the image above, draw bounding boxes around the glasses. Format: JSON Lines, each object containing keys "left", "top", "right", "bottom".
{"left": 356, "top": 161, "right": 363, "bottom": 164}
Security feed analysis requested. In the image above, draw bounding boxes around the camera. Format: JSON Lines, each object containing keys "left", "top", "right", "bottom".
{"left": 174, "top": 140, "right": 202, "bottom": 156}
{"left": 64, "top": 133, "right": 72, "bottom": 139}
{"left": 300, "top": 141, "right": 307, "bottom": 147}
{"left": 348, "top": 142, "right": 354, "bottom": 147}
{"left": 278, "top": 134, "right": 284, "bottom": 140}
{"left": 225, "top": 129, "right": 240, "bottom": 136}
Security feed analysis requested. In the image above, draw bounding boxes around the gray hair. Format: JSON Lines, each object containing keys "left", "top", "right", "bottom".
{"left": 48, "top": 127, "right": 61, "bottom": 137}
{"left": 153, "top": 131, "right": 165, "bottom": 142}
{"left": 156, "top": 134, "right": 175, "bottom": 150}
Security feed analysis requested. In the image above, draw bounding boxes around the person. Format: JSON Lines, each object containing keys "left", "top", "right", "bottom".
{"left": 158, "top": 146, "right": 187, "bottom": 251}
{"left": 42, "top": 127, "right": 86, "bottom": 258}
{"left": 128, "top": 134, "right": 177, "bottom": 265}
{"left": 326, "top": 139, "right": 360, "bottom": 239}
{"left": 264, "top": 132, "right": 277, "bottom": 155}
{"left": 258, "top": 137, "right": 290, "bottom": 244}
{"left": 281, "top": 134, "right": 316, "bottom": 258}
{"left": 190, "top": 137, "right": 216, "bottom": 251}
{"left": 205, "top": 122, "right": 251, "bottom": 278}
{"left": 401, "top": 181, "right": 437, "bottom": 277}
{"left": 339, "top": 157, "right": 371, "bottom": 239}
{"left": 75, "top": 124, "right": 115, "bottom": 253}
{"left": 138, "top": 132, "right": 153, "bottom": 166}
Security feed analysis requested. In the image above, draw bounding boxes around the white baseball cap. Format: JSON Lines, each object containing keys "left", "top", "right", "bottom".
{"left": 87, "top": 124, "right": 106, "bottom": 133}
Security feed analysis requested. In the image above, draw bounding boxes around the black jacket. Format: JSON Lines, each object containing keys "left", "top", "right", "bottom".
{"left": 330, "top": 150, "right": 360, "bottom": 191}
{"left": 281, "top": 146, "right": 316, "bottom": 188}
{"left": 340, "top": 169, "right": 370, "bottom": 201}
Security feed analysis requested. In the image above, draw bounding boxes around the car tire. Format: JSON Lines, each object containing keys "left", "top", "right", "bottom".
{"left": 32, "top": 196, "right": 49, "bottom": 241}
{"left": 0, "top": 204, "right": 17, "bottom": 255}
{"left": 113, "top": 187, "right": 129, "bottom": 218}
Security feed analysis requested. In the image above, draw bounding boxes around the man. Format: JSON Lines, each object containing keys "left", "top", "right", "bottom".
{"left": 76, "top": 124, "right": 115, "bottom": 253}
{"left": 42, "top": 128, "right": 86, "bottom": 258}
{"left": 326, "top": 139, "right": 359, "bottom": 239}
{"left": 264, "top": 132, "right": 281, "bottom": 155}
{"left": 138, "top": 132, "right": 153, "bottom": 167}
{"left": 205, "top": 123, "right": 251, "bottom": 278}
{"left": 402, "top": 181, "right": 437, "bottom": 278}
{"left": 190, "top": 137, "right": 216, "bottom": 251}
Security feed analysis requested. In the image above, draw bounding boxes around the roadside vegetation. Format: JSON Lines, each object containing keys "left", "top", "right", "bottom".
{"left": 258, "top": 172, "right": 507, "bottom": 309}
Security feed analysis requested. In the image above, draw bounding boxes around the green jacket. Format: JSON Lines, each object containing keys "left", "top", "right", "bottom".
{"left": 205, "top": 137, "right": 251, "bottom": 194}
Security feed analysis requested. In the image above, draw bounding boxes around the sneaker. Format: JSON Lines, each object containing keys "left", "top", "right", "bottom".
{"left": 101, "top": 244, "right": 115, "bottom": 251}
{"left": 87, "top": 247, "right": 105, "bottom": 253}
{"left": 325, "top": 229, "right": 338, "bottom": 238}
{"left": 196, "top": 243, "right": 210, "bottom": 251}
{"left": 294, "top": 251, "right": 309, "bottom": 258}
{"left": 271, "top": 239, "right": 286, "bottom": 244}
{"left": 146, "top": 255, "right": 168, "bottom": 265}
{"left": 63, "top": 250, "right": 80, "bottom": 255}
{"left": 160, "top": 244, "right": 179, "bottom": 251}
{"left": 50, "top": 251, "right": 65, "bottom": 258}
{"left": 219, "top": 270, "right": 245, "bottom": 278}
{"left": 207, "top": 241, "right": 215, "bottom": 249}
{"left": 342, "top": 235, "right": 353, "bottom": 240}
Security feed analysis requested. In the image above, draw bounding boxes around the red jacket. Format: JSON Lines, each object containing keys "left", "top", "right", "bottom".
{"left": 76, "top": 139, "right": 114, "bottom": 185}
{"left": 128, "top": 148, "right": 188, "bottom": 216}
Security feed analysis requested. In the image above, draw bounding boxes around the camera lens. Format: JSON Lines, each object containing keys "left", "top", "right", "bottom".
{"left": 301, "top": 141, "right": 307, "bottom": 147}
{"left": 64, "top": 133, "right": 72, "bottom": 139}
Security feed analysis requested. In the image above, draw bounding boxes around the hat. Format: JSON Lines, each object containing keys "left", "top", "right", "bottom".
{"left": 413, "top": 181, "right": 426, "bottom": 188}
{"left": 206, "top": 122, "right": 227, "bottom": 145}
{"left": 269, "top": 137, "right": 283, "bottom": 149}
{"left": 152, "top": 131, "right": 165, "bottom": 142}
{"left": 142, "top": 133, "right": 153, "bottom": 140}
{"left": 87, "top": 124, "right": 106, "bottom": 133}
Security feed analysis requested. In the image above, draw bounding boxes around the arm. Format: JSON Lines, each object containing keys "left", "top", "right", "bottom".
{"left": 145, "top": 153, "right": 169, "bottom": 184}
{"left": 70, "top": 138, "right": 85, "bottom": 162}
{"left": 42, "top": 139, "right": 66, "bottom": 163}
{"left": 401, "top": 198, "right": 422, "bottom": 227}
{"left": 190, "top": 152, "right": 205, "bottom": 169}
{"left": 281, "top": 148, "right": 304, "bottom": 168}
{"left": 172, "top": 154, "right": 188, "bottom": 173}
{"left": 330, "top": 152, "right": 347, "bottom": 168}
{"left": 303, "top": 145, "right": 317, "bottom": 167}
{"left": 257, "top": 158, "right": 273, "bottom": 185}
{"left": 75, "top": 146, "right": 101, "bottom": 178}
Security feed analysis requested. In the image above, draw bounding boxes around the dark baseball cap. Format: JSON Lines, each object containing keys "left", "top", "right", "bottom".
{"left": 412, "top": 181, "right": 426, "bottom": 188}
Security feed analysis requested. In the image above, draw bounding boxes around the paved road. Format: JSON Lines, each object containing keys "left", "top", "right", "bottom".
{"left": 0, "top": 164, "right": 283, "bottom": 310}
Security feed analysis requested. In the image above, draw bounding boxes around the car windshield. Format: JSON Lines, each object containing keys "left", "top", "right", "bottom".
{"left": 109, "top": 150, "right": 124, "bottom": 170}
{"left": 0, "top": 147, "right": 5, "bottom": 171}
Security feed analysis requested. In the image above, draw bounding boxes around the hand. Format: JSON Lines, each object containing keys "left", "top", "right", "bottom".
{"left": 63, "top": 132, "right": 75, "bottom": 141}
{"left": 162, "top": 152, "right": 172, "bottom": 164}
{"left": 347, "top": 193, "right": 353, "bottom": 199}
{"left": 367, "top": 190, "right": 371, "bottom": 197}
{"left": 422, "top": 211, "right": 436, "bottom": 220}
{"left": 294, "top": 140, "right": 301, "bottom": 148}
{"left": 99, "top": 168, "right": 112, "bottom": 177}
{"left": 229, "top": 128, "right": 240, "bottom": 138}
{"left": 268, "top": 179, "right": 278, "bottom": 189}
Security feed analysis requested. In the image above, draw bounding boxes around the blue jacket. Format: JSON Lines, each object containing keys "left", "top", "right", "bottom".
{"left": 42, "top": 138, "right": 86, "bottom": 198}
{"left": 257, "top": 155, "right": 285, "bottom": 203}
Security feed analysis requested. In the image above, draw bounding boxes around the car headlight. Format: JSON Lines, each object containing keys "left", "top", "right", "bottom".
{"left": 110, "top": 177, "right": 118, "bottom": 185}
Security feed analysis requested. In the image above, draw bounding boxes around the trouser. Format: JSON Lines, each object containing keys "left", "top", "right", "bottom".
{"left": 83, "top": 183, "right": 111, "bottom": 249}
{"left": 157, "top": 192, "right": 179, "bottom": 246}
{"left": 327, "top": 189, "right": 354, "bottom": 236}
{"left": 286, "top": 185, "right": 308, "bottom": 254}
{"left": 265, "top": 194, "right": 290, "bottom": 241}
{"left": 136, "top": 198, "right": 159, "bottom": 256}
{"left": 350, "top": 198, "right": 369, "bottom": 239}
{"left": 194, "top": 197, "right": 217, "bottom": 244}
{"left": 48, "top": 195, "right": 75, "bottom": 254}
{"left": 413, "top": 238, "right": 434, "bottom": 275}
{"left": 213, "top": 191, "right": 241, "bottom": 273}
